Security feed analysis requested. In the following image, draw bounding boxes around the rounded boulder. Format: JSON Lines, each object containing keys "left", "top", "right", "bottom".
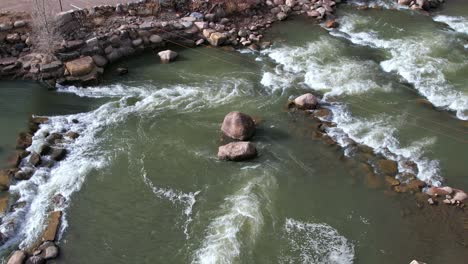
{"left": 221, "top": 112, "right": 256, "bottom": 140}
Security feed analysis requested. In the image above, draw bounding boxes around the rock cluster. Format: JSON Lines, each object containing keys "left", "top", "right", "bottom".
{"left": 1, "top": 0, "right": 338, "bottom": 86}
{"left": 396, "top": 0, "right": 445, "bottom": 10}
{"left": 1, "top": 116, "right": 77, "bottom": 263}
{"left": 218, "top": 112, "right": 257, "bottom": 161}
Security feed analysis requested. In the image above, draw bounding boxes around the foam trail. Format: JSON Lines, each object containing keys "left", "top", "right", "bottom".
{"left": 0, "top": 80, "right": 248, "bottom": 251}
{"left": 281, "top": 218, "right": 355, "bottom": 264}
{"left": 331, "top": 14, "right": 468, "bottom": 120}
{"left": 192, "top": 172, "right": 276, "bottom": 264}
{"left": 141, "top": 163, "right": 200, "bottom": 239}
{"left": 433, "top": 15, "right": 468, "bottom": 35}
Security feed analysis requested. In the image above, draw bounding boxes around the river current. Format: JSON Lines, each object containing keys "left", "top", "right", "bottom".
{"left": 0, "top": 1, "right": 467, "bottom": 263}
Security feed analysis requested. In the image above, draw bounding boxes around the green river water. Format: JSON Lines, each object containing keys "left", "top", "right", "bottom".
{"left": 0, "top": 1, "right": 467, "bottom": 263}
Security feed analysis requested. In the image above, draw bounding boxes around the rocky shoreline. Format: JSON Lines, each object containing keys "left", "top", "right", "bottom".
{"left": 0, "top": 0, "right": 459, "bottom": 263}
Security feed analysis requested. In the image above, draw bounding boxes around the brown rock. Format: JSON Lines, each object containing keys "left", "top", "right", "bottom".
{"left": 8, "top": 150, "right": 29, "bottom": 168}
{"left": 65, "top": 56, "right": 95, "bottom": 77}
{"left": 46, "top": 133, "right": 63, "bottom": 145}
{"left": 208, "top": 32, "right": 227, "bottom": 46}
{"left": 425, "top": 186, "right": 453, "bottom": 196}
{"left": 0, "top": 169, "right": 10, "bottom": 191}
{"left": 7, "top": 250, "right": 26, "bottom": 264}
{"left": 313, "top": 108, "right": 331, "bottom": 119}
{"left": 377, "top": 159, "right": 398, "bottom": 176}
{"left": 65, "top": 131, "right": 79, "bottom": 139}
{"left": 393, "top": 185, "right": 408, "bottom": 193}
{"left": 294, "top": 93, "right": 319, "bottom": 110}
{"left": 221, "top": 112, "right": 256, "bottom": 140}
{"left": 49, "top": 148, "right": 67, "bottom": 161}
{"left": 325, "top": 19, "right": 339, "bottom": 29}
{"left": 16, "top": 132, "right": 33, "bottom": 149}
{"left": 384, "top": 176, "right": 400, "bottom": 186}
{"left": 0, "top": 193, "right": 10, "bottom": 214}
{"left": 41, "top": 211, "right": 62, "bottom": 242}
{"left": 29, "top": 152, "right": 41, "bottom": 167}
{"left": 25, "top": 256, "right": 45, "bottom": 264}
{"left": 406, "top": 179, "right": 426, "bottom": 192}
{"left": 398, "top": 0, "right": 412, "bottom": 5}
{"left": 218, "top": 142, "right": 257, "bottom": 161}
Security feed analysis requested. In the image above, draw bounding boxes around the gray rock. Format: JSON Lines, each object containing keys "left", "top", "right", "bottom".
{"left": 44, "top": 244, "right": 59, "bottom": 259}
{"left": 221, "top": 112, "right": 256, "bottom": 140}
{"left": 50, "top": 148, "right": 67, "bottom": 161}
{"left": 7, "top": 250, "right": 26, "bottom": 264}
{"left": 29, "top": 152, "right": 41, "bottom": 166}
{"left": 218, "top": 142, "right": 257, "bottom": 161}
{"left": 14, "top": 168, "right": 35, "bottom": 180}
{"left": 86, "top": 37, "right": 99, "bottom": 47}
{"left": 116, "top": 67, "right": 128, "bottom": 75}
{"left": 57, "top": 52, "right": 80, "bottom": 61}
{"left": 92, "top": 55, "right": 108, "bottom": 67}
{"left": 0, "top": 23, "right": 13, "bottom": 31}
{"left": 13, "top": 21, "right": 26, "bottom": 28}
{"left": 149, "top": 34, "right": 163, "bottom": 44}
{"left": 277, "top": 12, "right": 288, "bottom": 21}
{"left": 157, "top": 50, "right": 178, "bottom": 63}
{"left": 132, "top": 38, "right": 143, "bottom": 46}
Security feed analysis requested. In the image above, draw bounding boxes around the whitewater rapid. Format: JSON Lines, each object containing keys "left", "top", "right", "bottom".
{"left": 0, "top": 79, "right": 251, "bottom": 251}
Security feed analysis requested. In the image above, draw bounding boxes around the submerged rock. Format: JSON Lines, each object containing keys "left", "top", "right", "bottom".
{"left": 294, "top": 93, "right": 319, "bottom": 110}
{"left": 377, "top": 159, "right": 398, "bottom": 176}
{"left": 16, "top": 132, "right": 32, "bottom": 149}
{"left": 218, "top": 142, "right": 257, "bottom": 161}
{"left": 25, "top": 256, "right": 45, "bottom": 264}
{"left": 116, "top": 67, "right": 128, "bottom": 76}
{"left": 7, "top": 250, "right": 26, "bottom": 264}
{"left": 221, "top": 112, "right": 256, "bottom": 140}
{"left": 0, "top": 170, "right": 10, "bottom": 191}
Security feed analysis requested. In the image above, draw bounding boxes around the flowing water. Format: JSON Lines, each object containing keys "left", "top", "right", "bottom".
{"left": 1, "top": 1, "right": 468, "bottom": 263}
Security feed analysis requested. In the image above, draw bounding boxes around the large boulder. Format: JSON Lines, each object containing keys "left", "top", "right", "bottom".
{"left": 221, "top": 112, "right": 256, "bottom": 140}
{"left": 157, "top": 50, "right": 178, "bottom": 63}
{"left": 294, "top": 93, "right": 319, "bottom": 110}
{"left": 218, "top": 142, "right": 257, "bottom": 161}
{"left": 65, "top": 56, "right": 95, "bottom": 77}
{"left": 41, "top": 211, "right": 62, "bottom": 242}
{"left": 7, "top": 250, "right": 26, "bottom": 264}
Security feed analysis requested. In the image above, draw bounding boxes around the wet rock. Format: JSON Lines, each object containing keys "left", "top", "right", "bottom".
{"left": 406, "top": 179, "right": 426, "bottom": 192}
{"left": 25, "top": 256, "right": 45, "bottom": 264}
{"left": 294, "top": 93, "right": 319, "bottom": 110}
{"left": 398, "top": 0, "right": 412, "bottom": 5}
{"left": 50, "top": 148, "right": 67, "bottom": 162}
{"left": 157, "top": 50, "right": 178, "bottom": 63}
{"left": 39, "top": 241, "right": 59, "bottom": 260}
{"left": 8, "top": 150, "right": 29, "bottom": 168}
{"left": 52, "top": 194, "right": 66, "bottom": 207}
{"left": 65, "top": 56, "right": 95, "bottom": 77}
{"left": 116, "top": 67, "right": 128, "bottom": 75}
{"left": 427, "top": 198, "right": 436, "bottom": 205}
{"left": 29, "top": 117, "right": 49, "bottom": 133}
{"left": 41, "top": 211, "right": 62, "bottom": 242}
{"left": 65, "top": 131, "right": 79, "bottom": 139}
{"left": 46, "top": 133, "right": 63, "bottom": 145}
{"left": 385, "top": 176, "right": 400, "bottom": 186}
{"left": 92, "top": 55, "right": 108, "bottom": 67}
{"left": 0, "top": 170, "right": 11, "bottom": 191}
{"left": 221, "top": 112, "right": 256, "bottom": 140}
{"left": 7, "top": 250, "right": 26, "bottom": 264}
{"left": 452, "top": 189, "right": 467, "bottom": 202}
{"left": 426, "top": 186, "right": 453, "bottom": 196}
{"left": 0, "top": 193, "right": 10, "bottom": 214}
{"left": 277, "top": 12, "right": 288, "bottom": 21}
{"left": 218, "top": 142, "right": 257, "bottom": 161}
{"left": 39, "top": 144, "right": 52, "bottom": 156}
{"left": 14, "top": 167, "right": 35, "bottom": 180}
{"left": 325, "top": 19, "right": 339, "bottom": 28}
{"left": 16, "top": 132, "right": 33, "bottom": 149}
{"left": 29, "top": 152, "right": 42, "bottom": 167}
{"left": 313, "top": 108, "right": 331, "bottom": 119}
{"left": 377, "top": 159, "right": 398, "bottom": 176}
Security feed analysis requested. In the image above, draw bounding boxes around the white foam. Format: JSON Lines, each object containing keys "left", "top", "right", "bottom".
{"left": 192, "top": 174, "right": 276, "bottom": 264}
{"left": 327, "top": 104, "right": 443, "bottom": 185}
{"left": 331, "top": 14, "right": 468, "bottom": 120}
{"left": 0, "top": 79, "right": 249, "bottom": 251}
{"left": 261, "top": 38, "right": 391, "bottom": 96}
{"left": 281, "top": 218, "right": 355, "bottom": 264}
{"left": 141, "top": 162, "right": 200, "bottom": 239}
{"left": 433, "top": 15, "right": 468, "bottom": 35}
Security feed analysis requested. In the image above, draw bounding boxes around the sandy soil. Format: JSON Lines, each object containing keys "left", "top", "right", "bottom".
{"left": 0, "top": 0, "right": 127, "bottom": 13}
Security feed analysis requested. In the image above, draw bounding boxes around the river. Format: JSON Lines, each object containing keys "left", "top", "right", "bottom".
{"left": 0, "top": 1, "right": 467, "bottom": 263}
